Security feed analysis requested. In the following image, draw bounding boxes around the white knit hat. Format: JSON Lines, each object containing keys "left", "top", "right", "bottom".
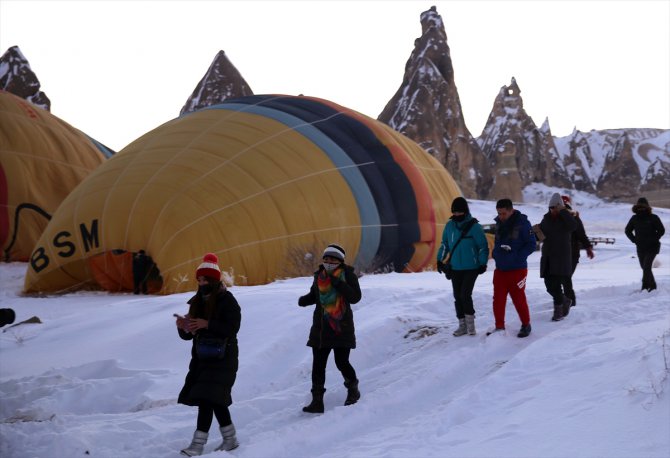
{"left": 322, "top": 244, "right": 345, "bottom": 262}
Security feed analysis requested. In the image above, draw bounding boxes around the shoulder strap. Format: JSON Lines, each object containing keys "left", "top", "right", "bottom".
{"left": 443, "top": 218, "right": 478, "bottom": 262}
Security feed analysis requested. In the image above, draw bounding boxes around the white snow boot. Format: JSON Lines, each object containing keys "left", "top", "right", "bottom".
{"left": 465, "top": 314, "right": 476, "bottom": 335}
{"left": 453, "top": 318, "right": 467, "bottom": 336}
{"left": 215, "top": 423, "right": 239, "bottom": 452}
{"left": 180, "top": 430, "right": 208, "bottom": 456}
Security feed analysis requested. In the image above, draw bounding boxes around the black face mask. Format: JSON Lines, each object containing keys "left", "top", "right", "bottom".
{"left": 199, "top": 284, "right": 215, "bottom": 296}
{"left": 452, "top": 214, "right": 466, "bottom": 222}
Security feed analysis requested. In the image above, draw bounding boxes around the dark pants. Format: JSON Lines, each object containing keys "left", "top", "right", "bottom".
{"left": 564, "top": 259, "right": 579, "bottom": 304}
{"left": 544, "top": 275, "right": 571, "bottom": 305}
{"left": 450, "top": 269, "right": 479, "bottom": 318}
{"left": 311, "top": 347, "right": 357, "bottom": 388}
{"left": 196, "top": 404, "right": 232, "bottom": 431}
{"left": 637, "top": 248, "right": 658, "bottom": 291}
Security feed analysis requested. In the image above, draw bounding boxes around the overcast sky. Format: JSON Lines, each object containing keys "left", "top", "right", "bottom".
{"left": 1, "top": 0, "right": 668, "bottom": 152}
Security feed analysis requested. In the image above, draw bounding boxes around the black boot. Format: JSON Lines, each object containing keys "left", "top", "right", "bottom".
{"left": 344, "top": 379, "right": 360, "bottom": 406}
{"left": 561, "top": 295, "right": 572, "bottom": 317}
{"left": 551, "top": 302, "right": 564, "bottom": 321}
{"left": 302, "top": 387, "right": 325, "bottom": 413}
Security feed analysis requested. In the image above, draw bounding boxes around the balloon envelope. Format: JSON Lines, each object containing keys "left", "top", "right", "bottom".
{"left": 0, "top": 90, "right": 109, "bottom": 262}
{"left": 24, "top": 95, "right": 462, "bottom": 294}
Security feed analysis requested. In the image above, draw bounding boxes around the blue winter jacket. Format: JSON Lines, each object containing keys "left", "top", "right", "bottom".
{"left": 492, "top": 210, "right": 536, "bottom": 271}
{"left": 436, "top": 214, "right": 489, "bottom": 271}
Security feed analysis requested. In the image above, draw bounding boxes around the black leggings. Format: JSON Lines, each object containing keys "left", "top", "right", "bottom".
{"left": 196, "top": 404, "right": 232, "bottom": 432}
{"left": 311, "top": 347, "right": 357, "bottom": 388}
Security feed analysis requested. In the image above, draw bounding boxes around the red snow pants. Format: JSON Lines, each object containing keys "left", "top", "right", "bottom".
{"left": 493, "top": 268, "right": 530, "bottom": 328}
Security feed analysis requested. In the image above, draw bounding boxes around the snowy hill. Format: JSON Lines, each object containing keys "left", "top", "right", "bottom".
{"left": 1, "top": 196, "right": 669, "bottom": 458}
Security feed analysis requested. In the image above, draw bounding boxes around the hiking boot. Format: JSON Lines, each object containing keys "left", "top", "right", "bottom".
{"left": 453, "top": 318, "right": 467, "bottom": 336}
{"left": 561, "top": 295, "right": 572, "bottom": 317}
{"left": 465, "top": 315, "right": 476, "bottom": 335}
{"left": 486, "top": 327, "right": 505, "bottom": 336}
{"left": 551, "top": 302, "right": 564, "bottom": 321}
{"left": 517, "top": 324, "right": 532, "bottom": 338}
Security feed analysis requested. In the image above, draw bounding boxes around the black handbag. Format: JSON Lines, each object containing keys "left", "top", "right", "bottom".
{"left": 195, "top": 336, "right": 227, "bottom": 360}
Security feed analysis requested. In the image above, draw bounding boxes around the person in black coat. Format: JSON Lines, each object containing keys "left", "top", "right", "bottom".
{"left": 298, "top": 243, "right": 362, "bottom": 413}
{"left": 176, "top": 253, "right": 241, "bottom": 456}
{"left": 561, "top": 195, "right": 595, "bottom": 307}
{"left": 537, "top": 193, "right": 578, "bottom": 321}
{"left": 625, "top": 197, "right": 666, "bottom": 292}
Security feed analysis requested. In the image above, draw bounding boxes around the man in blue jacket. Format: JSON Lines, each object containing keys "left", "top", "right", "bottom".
{"left": 489, "top": 199, "right": 536, "bottom": 338}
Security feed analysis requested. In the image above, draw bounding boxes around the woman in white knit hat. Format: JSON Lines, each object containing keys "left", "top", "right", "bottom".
{"left": 298, "top": 243, "right": 362, "bottom": 413}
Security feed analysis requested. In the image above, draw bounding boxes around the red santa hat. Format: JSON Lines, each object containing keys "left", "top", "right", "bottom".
{"left": 196, "top": 253, "right": 221, "bottom": 281}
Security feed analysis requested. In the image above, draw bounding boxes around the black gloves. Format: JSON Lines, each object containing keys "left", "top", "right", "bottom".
{"left": 477, "top": 265, "right": 487, "bottom": 275}
{"left": 436, "top": 261, "right": 445, "bottom": 274}
{"left": 298, "top": 294, "right": 310, "bottom": 307}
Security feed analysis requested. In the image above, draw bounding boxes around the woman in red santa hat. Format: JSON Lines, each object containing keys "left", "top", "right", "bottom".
{"left": 175, "top": 253, "right": 242, "bottom": 456}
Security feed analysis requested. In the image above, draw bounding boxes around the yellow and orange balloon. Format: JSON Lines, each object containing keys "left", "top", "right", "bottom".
{"left": 24, "top": 95, "right": 462, "bottom": 294}
{"left": 0, "top": 90, "right": 111, "bottom": 263}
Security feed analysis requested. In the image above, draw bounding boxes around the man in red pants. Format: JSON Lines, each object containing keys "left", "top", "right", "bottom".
{"left": 488, "top": 199, "right": 537, "bottom": 338}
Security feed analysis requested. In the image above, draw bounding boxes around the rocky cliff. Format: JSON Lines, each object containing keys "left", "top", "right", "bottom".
{"left": 0, "top": 46, "right": 50, "bottom": 111}
{"left": 377, "top": 6, "right": 491, "bottom": 198}
{"left": 180, "top": 50, "right": 253, "bottom": 115}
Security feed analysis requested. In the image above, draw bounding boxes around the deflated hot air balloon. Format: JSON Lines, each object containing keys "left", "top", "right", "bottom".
{"left": 0, "top": 90, "right": 112, "bottom": 262}
{"left": 24, "top": 95, "right": 462, "bottom": 294}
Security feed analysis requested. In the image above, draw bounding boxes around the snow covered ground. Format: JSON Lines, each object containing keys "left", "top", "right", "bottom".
{"left": 1, "top": 190, "right": 669, "bottom": 458}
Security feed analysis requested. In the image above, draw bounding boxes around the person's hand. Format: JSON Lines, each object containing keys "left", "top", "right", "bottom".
{"left": 329, "top": 274, "right": 341, "bottom": 286}
{"left": 437, "top": 261, "right": 445, "bottom": 274}
{"left": 500, "top": 244, "right": 511, "bottom": 252}
{"left": 186, "top": 318, "right": 208, "bottom": 333}
{"left": 175, "top": 314, "right": 190, "bottom": 332}
{"left": 478, "top": 265, "right": 487, "bottom": 275}
{"left": 586, "top": 247, "right": 595, "bottom": 259}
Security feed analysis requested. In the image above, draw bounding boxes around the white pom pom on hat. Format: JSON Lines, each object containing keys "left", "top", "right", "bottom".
{"left": 196, "top": 252, "right": 221, "bottom": 281}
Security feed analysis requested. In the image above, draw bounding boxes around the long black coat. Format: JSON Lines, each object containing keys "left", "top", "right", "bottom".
{"left": 178, "top": 286, "right": 241, "bottom": 408}
{"left": 539, "top": 209, "right": 578, "bottom": 277}
{"left": 625, "top": 205, "right": 665, "bottom": 254}
{"left": 298, "top": 264, "right": 361, "bottom": 349}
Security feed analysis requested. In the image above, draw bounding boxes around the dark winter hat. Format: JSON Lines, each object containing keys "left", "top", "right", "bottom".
{"left": 496, "top": 198, "right": 513, "bottom": 209}
{"left": 196, "top": 253, "right": 221, "bottom": 281}
{"left": 636, "top": 197, "right": 649, "bottom": 206}
{"left": 451, "top": 197, "right": 469, "bottom": 214}
{"left": 322, "top": 243, "right": 345, "bottom": 262}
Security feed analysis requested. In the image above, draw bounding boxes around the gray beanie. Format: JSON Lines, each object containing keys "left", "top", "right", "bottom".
{"left": 548, "top": 193, "right": 563, "bottom": 208}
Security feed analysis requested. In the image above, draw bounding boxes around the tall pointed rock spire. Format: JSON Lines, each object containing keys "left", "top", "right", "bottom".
{"left": 378, "top": 6, "right": 491, "bottom": 198}
{"left": 180, "top": 50, "right": 253, "bottom": 115}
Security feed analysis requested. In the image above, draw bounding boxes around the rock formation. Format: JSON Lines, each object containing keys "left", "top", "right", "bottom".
{"left": 377, "top": 6, "right": 491, "bottom": 198}
{"left": 477, "top": 78, "right": 571, "bottom": 201}
{"left": 0, "top": 45, "right": 50, "bottom": 111}
{"left": 180, "top": 50, "right": 253, "bottom": 115}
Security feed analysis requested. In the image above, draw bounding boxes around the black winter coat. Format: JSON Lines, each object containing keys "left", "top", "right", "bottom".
{"left": 625, "top": 205, "right": 665, "bottom": 254}
{"left": 298, "top": 264, "right": 361, "bottom": 349}
{"left": 178, "top": 286, "right": 241, "bottom": 408}
{"left": 539, "top": 209, "right": 578, "bottom": 277}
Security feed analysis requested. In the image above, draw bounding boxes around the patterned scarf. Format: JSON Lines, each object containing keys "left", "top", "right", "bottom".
{"left": 317, "top": 266, "right": 347, "bottom": 334}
